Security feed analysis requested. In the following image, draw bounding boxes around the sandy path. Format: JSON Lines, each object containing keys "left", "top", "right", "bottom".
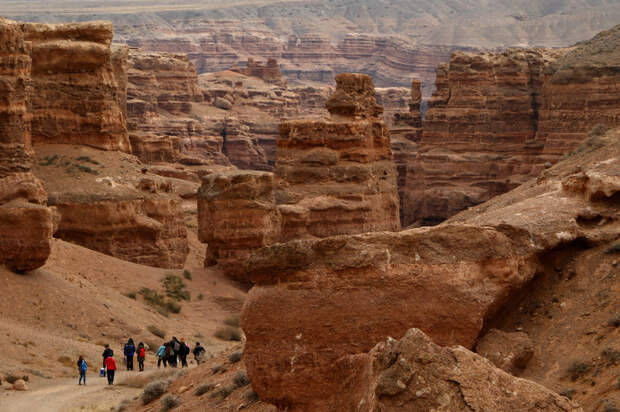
{"left": 1, "top": 370, "right": 143, "bottom": 412}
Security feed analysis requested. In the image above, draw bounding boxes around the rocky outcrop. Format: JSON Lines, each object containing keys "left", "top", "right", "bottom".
{"left": 197, "top": 171, "right": 280, "bottom": 280}
{"left": 23, "top": 22, "right": 130, "bottom": 152}
{"left": 50, "top": 194, "right": 188, "bottom": 269}
{"left": 276, "top": 73, "right": 400, "bottom": 241}
{"left": 231, "top": 58, "right": 283, "bottom": 84}
{"left": 404, "top": 26, "right": 620, "bottom": 227}
{"left": 198, "top": 74, "right": 400, "bottom": 277}
{"left": 127, "top": 49, "right": 229, "bottom": 166}
{"left": 0, "top": 18, "right": 53, "bottom": 272}
{"left": 389, "top": 79, "right": 422, "bottom": 224}
{"left": 241, "top": 128, "right": 620, "bottom": 410}
{"left": 338, "top": 329, "right": 582, "bottom": 411}
{"left": 475, "top": 329, "right": 534, "bottom": 374}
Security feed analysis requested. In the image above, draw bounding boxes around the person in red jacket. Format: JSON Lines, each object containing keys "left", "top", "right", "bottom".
{"left": 137, "top": 342, "right": 146, "bottom": 372}
{"left": 104, "top": 355, "right": 117, "bottom": 385}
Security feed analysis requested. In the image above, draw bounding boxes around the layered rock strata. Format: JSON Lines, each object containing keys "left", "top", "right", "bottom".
{"left": 276, "top": 73, "right": 400, "bottom": 241}
{"left": 198, "top": 73, "right": 400, "bottom": 277}
{"left": 127, "top": 50, "right": 229, "bottom": 166}
{"left": 404, "top": 27, "right": 620, "bottom": 226}
{"left": 241, "top": 128, "right": 620, "bottom": 410}
{"left": 23, "top": 22, "right": 130, "bottom": 152}
{"left": 197, "top": 171, "right": 280, "bottom": 279}
{"left": 0, "top": 18, "right": 53, "bottom": 272}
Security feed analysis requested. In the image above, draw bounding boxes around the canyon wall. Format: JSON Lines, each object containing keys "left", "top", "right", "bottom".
{"left": 403, "top": 29, "right": 620, "bottom": 227}
{"left": 23, "top": 22, "right": 130, "bottom": 152}
{"left": 241, "top": 127, "right": 620, "bottom": 411}
{"left": 197, "top": 73, "right": 401, "bottom": 279}
{"left": 0, "top": 18, "right": 53, "bottom": 272}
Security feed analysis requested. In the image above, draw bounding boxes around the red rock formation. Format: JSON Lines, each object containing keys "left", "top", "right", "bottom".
{"left": 197, "top": 171, "right": 280, "bottom": 280}
{"left": 0, "top": 18, "right": 53, "bottom": 272}
{"left": 276, "top": 73, "right": 400, "bottom": 241}
{"left": 198, "top": 74, "right": 400, "bottom": 277}
{"left": 231, "top": 57, "right": 283, "bottom": 84}
{"left": 338, "top": 329, "right": 582, "bottom": 411}
{"left": 127, "top": 49, "right": 229, "bottom": 166}
{"left": 241, "top": 129, "right": 620, "bottom": 411}
{"left": 389, "top": 79, "right": 422, "bottom": 224}
{"left": 23, "top": 22, "right": 130, "bottom": 152}
{"left": 405, "top": 49, "right": 563, "bottom": 227}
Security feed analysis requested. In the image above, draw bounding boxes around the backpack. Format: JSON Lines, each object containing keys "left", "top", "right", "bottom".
{"left": 139, "top": 347, "right": 146, "bottom": 358}
{"left": 80, "top": 360, "right": 87, "bottom": 372}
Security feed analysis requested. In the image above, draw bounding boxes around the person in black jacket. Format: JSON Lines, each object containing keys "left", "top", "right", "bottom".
{"left": 169, "top": 337, "right": 180, "bottom": 367}
{"left": 102, "top": 344, "right": 113, "bottom": 368}
{"left": 178, "top": 338, "right": 190, "bottom": 368}
{"left": 193, "top": 342, "right": 206, "bottom": 365}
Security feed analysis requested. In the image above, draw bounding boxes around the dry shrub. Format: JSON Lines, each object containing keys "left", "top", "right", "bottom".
{"left": 159, "top": 394, "right": 180, "bottom": 411}
{"left": 195, "top": 383, "right": 216, "bottom": 396}
{"left": 142, "top": 379, "right": 168, "bottom": 404}
{"left": 233, "top": 371, "right": 250, "bottom": 388}
{"left": 215, "top": 326, "right": 241, "bottom": 341}
{"left": 567, "top": 360, "right": 591, "bottom": 380}
{"left": 148, "top": 325, "right": 166, "bottom": 339}
{"left": 224, "top": 315, "right": 240, "bottom": 328}
{"left": 229, "top": 351, "right": 242, "bottom": 364}
{"left": 57, "top": 356, "right": 74, "bottom": 368}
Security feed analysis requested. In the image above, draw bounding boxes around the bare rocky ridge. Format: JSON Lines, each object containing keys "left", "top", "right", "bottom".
{"left": 241, "top": 129, "right": 620, "bottom": 410}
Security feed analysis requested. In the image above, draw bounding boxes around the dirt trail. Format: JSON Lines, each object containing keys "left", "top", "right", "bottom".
{"left": 2, "top": 370, "right": 146, "bottom": 412}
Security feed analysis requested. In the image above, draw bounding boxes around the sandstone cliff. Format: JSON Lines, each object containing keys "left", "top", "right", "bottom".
{"left": 23, "top": 22, "right": 130, "bottom": 152}
{"left": 241, "top": 127, "right": 620, "bottom": 410}
{"left": 197, "top": 73, "right": 400, "bottom": 279}
{"left": 404, "top": 29, "right": 620, "bottom": 227}
{"left": 0, "top": 18, "right": 53, "bottom": 272}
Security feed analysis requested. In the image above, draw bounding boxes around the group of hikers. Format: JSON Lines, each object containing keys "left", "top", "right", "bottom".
{"left": 77, "top": 337, "right": 207, "bottom": 386}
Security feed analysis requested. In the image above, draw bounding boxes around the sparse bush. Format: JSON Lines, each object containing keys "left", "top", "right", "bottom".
{"left": 142, "top": 379, "right": 168, "bottom": 404}
{"left": 116, "top": 399, "right": 131, "bottom": 412}
{"left": 162, "top": 275, "right": 190, "bottom": 301}
{"left": 224, "top": 315, "right": 240, "bottom": 328}
{"left": 139, "top": 288, "right": 181, "bottom": 316}
{"left": 559, "top": 388, "right": 576, "bottom": 400}
{"left": 589, "top": 123, "right": 607, "bottom": 137}
{"left": 75, "top": 156, "right": 100, "bottom": 165}
{"left": 148, "top": 325, "right": 166, "bottom": 339}
{"left": 210, "top": 385, "right": 234, "bottom": 401}
{"left": 567, "top": 360, "right": 592, "bottom": 380}
{"left": 608, "top": 315, "right": 620, "bottom": 328}
{"left": 211, "top": 364, "right": 223, "bottom": 374}
{"left": 4, "top": 374, "right": 19, "bottom": 384}
{"left": 121, "top": 370, "right": 176, "bottom": 388}
{"left": 39, "top": 154, "right": 59, "bottom": 166}
{"left": 194, "top": 383, "right": 216, "bottom": 396}
{"left": 603, "top": 400, "right": 619, "bottom": 412}
{"left": 125, "top": 291, "right": 137, "bottom": 300}
{"left": 605, "top": 243, "right": 620, "bottom": 254}
{"left": 215, "top": 326, "right": 242, "bottom": 342}
{"left": 183, "top": 269, "right": 192, "bottom": 280}
{"left": 233, "top": 371, "right": 250, "bottom": 388}
{"left": 601, "top": 348, "right": 620, "bottom": 366}
{"left": 244, "top": 389, "right": 259, "bottom": 402}
{"left": 75, "top": 164, "right": 99, "bottom": 175}
{"left": 159, "top": 394, "right": 180, "bottom": 411}
{"left": 229, "top": 351, "right": 242, "bottom": 364}
{"left": 197, "top": 293, "right": 204, "bottom": 300}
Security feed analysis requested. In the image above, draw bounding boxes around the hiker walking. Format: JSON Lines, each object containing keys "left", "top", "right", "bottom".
{"left": 179, "top": 338, "right": 190, "bottom": 368}
{"left": 104, "top": 354, "right": 117, "bottom": 385}
{"left": 137, "top": 342, "right": 146, "bottom": 372}
{"left": 169, "top": 337, "right": 181, "bottom": 367}
{"left": 124, "top": 338, "right": 136, "bottom": 371}
{"left": 156, "top": 343, "right": 168, "bottom": 368}
{"left": 193, "top": 342, "right": 206, "bottom": 365}
{"left": 102, "top": 344, "right": 113, "bottom": 368}
{"left": 77, "top": 356, "right": 87, "bottom": 385}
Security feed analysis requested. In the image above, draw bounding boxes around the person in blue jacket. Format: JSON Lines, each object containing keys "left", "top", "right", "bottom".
{"left": 77, "top": 355, "right": 87, "bottom": 385}
{"left": 124, "top": 338, "right": 136, "bottom": 371}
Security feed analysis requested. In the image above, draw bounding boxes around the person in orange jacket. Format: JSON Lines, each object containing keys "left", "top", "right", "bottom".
{"left": 104, "top": 354, "right": 117, "bottom": 385}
